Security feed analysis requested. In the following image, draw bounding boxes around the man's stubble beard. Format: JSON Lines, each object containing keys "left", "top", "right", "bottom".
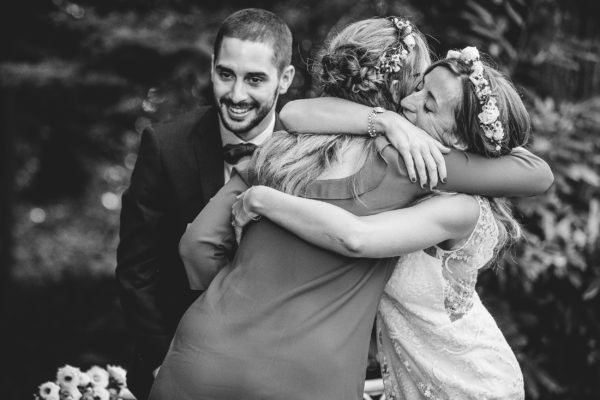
{"left": 217, "top": 88, "right": 279, "bottom": 136}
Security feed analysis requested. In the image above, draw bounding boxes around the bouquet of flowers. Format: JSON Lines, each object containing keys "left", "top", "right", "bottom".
{"left": 35, "top": 364, "right": 135, "bottom": 400}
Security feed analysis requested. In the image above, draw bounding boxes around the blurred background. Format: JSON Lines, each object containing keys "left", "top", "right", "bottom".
{"left": 1, "top": 0, "right": 599, "bottom": 399}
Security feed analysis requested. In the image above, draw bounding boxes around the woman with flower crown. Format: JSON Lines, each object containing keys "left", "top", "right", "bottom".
{"left": 154, "top": 17, "right": 549, "bottom": 400}
{"left": 229, "top": 31, "right": 535, "bottom": 400}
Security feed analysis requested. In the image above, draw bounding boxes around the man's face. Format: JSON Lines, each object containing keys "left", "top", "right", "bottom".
{"left": 212, "top": 37, "right": 293, "bottom": 140}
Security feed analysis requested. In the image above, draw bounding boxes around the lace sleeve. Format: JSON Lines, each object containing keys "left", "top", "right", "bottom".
{"left": 433, "top": 196, "right": 499, "bottom": 321}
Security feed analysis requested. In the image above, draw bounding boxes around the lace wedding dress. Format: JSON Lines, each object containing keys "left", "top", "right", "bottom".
{"left": 377, "top": 196, "right": 524, "bottom": 400}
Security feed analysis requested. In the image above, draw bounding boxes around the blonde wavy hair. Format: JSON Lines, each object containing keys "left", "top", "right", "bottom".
{"left": 251, "top": 17, "right": 431, "bottom": 196}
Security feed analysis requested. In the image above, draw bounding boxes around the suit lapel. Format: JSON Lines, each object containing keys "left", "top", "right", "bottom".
{"left": 192, "top": 106, "right": 225, "bottom": 203}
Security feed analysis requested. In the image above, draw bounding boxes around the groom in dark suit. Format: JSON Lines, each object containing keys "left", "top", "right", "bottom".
{"left": 115, "top": 8, "right": 295, "bottom": 399}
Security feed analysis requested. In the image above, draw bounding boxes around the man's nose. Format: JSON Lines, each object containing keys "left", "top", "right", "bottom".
{"left": 230, "top": 80, "right": 248, "bottom": 103}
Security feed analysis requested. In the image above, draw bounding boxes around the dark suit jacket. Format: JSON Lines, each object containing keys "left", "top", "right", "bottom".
{"left": 115, "top": 105, "right": 284, "bottom": 398}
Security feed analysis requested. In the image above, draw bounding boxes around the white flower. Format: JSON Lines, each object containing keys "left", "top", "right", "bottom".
{"left": 469, "top": 73, "right": 487, "bottom": 88}
{"left": 106, "top": 365, "right": 127, "bottom": 387}
{"left": 91, "top": 386, "right": 110, "bottom": 400}
{"left": 59, "top": 386, "right": 82, "bottom": 400}
{"left": 472, "top": 61, "right": 484, "bottom": 75}
{"left": 477, "top": 86, "right": 491, "bottom": 98}
{"left": 86, "top": 366, "right": 109, "bottom": 388}
{"left": 403, "top": 34, "right": 416, "bottom": 49}
{"left": 478, "top": 106, "right": 500, "bottom": 125}
{"left": 461, "top": 46, "right": 480, "bottom": 62}
{"left": 493, "top": 128, "right": 505, "bottom": 141}
{"left": 78, "top": 371, "right": 91, "bottom": 387}
{"left": 446, "top": 50, "right": 461, "bottom": 59}
{"left": 483, "top": 126, "right": 494, "bottom": 138}
{"left": 38, "top": 382, "right": 60, "bottom": 400}
{"left": 57, "top": 365, "right": 81, "bottom": 389}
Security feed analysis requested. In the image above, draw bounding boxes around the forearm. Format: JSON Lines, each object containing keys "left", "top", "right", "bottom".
{"left": 441, "top": 147, "right": 554, "bottom": 197}
{"left": 245, "top": 186, "right": 464, "bottom": 258}
{"left": 247, "top": 186, "right": 366, "bottom": 256}
{"left": 281, "top": 97, "right": 395, "bottom": 135}
{"left": 179, "top": 174, "right": 247, "bottom": 289}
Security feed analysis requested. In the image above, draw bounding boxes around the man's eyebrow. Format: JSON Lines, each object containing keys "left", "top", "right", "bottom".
{"left": 246, "top": 72, "right": 269, "bottom": 79}
{"left": 214, "top": 65, "right": 233, "bottom": 73}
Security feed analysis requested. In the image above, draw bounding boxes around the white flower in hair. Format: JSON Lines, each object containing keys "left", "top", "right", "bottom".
{"left": 479, "top": 106, "right": 500, "bottom": 125}
{"left": 477, "top": 85, "right": 492, "bottom": 98}
{"left": 57, "top": 365, "right": 81, "bottom": 389}
{"left": 38, "top": 382, "right": 60, "bottom": 400}
{"left": 461, "top": 46, "right": 480, "bottom": 62}
{"left": 403, "top": 34, "right": 416, "bottom": 49}
{"left": 86, "top": 366, "right": 109, "bottom": 388}
{"left": 469, "top": 73, "right": 487, "bottom": 88}
{"left": 446, "top": 45, "right": 505, "bottom": 152}
{"left": 446, "top": 49, "right": 461, "bottom": 59}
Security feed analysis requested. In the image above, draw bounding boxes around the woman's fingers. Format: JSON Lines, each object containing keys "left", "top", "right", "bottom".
{"left": 423, "top": 152, "right": 438, "bottom": 190}
{"left": 434, "top": 141, "right": 451, "bottom": 154}
{"left": 430, "top": 145, "right": 447, "bottom": 185}
{"left": 398, "top": 149, "right": 417, "bottom": 183}
{"left": 411, "top": 151, "right": 428, "bottom": 188}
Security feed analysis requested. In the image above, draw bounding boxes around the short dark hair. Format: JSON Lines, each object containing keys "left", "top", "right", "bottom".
{"left": 213, "top": 8, "right": 293, "bottom": 73}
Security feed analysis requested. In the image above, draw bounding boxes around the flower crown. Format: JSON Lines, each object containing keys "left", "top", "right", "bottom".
{"left": 375, "top": 17, "right": 417, "bottom": 74}
{"left": 446, "top": 47, "right": 505, "bottom": 152}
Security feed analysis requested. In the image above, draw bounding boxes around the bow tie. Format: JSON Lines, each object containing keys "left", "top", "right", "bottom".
{"left": 223, "top": 143, "right": 258, "bottom": 165}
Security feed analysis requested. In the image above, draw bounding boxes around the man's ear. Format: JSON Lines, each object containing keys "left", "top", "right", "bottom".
{"left": 210, "top": 54, "right": 215, "bottom": 81}
{"left": 278, "top": 65, "right": 295, "bottom": 95}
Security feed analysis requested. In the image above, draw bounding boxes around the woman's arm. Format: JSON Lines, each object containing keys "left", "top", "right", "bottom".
{"left": 234, "top": 186, "right": 479, "bottom": 258}
{"left": 439, "top": 147, "right": 554, "bottom": 197}
{"left": 179, "top": 172, "right": 248, "bottom": 290}
{"left": 280, "top": 98, "right": 554, "bottom": 195}
{"left": 280, "top": 97, "right": 450, "bottom": 187}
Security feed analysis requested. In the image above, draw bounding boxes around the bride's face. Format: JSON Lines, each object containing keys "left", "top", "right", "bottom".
{"left": 400, "top": 67, "right": 463, "bottom": 146}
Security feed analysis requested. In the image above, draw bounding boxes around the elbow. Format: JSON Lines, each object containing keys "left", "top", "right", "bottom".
{"left": 541, "top": 165, "right": 555, "bottom": 194}
{"left": 279, "top": 101, "right": 301, "bottom": 131}
{"left": 533, "top": 162, "right": 555, "bottom": 195}
{"left": 179, "top": 234, "right": 215, "bottom": 291}
{"left": 339, "top": 226, "right": 370, "bottom": 258}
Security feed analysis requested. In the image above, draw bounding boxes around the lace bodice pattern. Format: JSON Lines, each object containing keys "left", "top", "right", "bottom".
{"left": 377, "top": 196, "right": 524, "bottom": 400}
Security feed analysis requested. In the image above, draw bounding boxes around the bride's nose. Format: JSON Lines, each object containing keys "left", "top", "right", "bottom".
{"left": 400, "top": 94, "right": 418, "bottom": 116}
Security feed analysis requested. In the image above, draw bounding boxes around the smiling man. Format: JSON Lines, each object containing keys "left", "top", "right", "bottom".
{"left": 115, "top": 9, "right": 294, "bottom": 400}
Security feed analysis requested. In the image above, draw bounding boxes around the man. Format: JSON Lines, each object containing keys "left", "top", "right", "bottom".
{"left": 116, "top": 8, "right": 295, "bottom": 399}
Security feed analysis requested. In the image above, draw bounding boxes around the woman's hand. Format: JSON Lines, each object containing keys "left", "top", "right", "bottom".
{"left": 231, "top": 187, "right": 262, "bottom": 243}
{"left": 379, "top": 111, "right": 450, "bottom": 189}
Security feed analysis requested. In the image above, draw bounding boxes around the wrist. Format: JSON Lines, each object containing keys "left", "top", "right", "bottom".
{"left": 246, "top": 186, "right": 267, "bottom": 215}
{"left": 375, "top": 111, "right": 397, "bottom": 134}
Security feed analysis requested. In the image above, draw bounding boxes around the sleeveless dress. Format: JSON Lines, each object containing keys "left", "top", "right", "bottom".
{"left": 377, "top": 196, "right": 524, "bottom": 400}
{"left": 149, "top": 137, "right": 428, "bottom": 400}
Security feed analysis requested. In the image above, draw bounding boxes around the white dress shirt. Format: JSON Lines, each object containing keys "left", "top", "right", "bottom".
{"left": 220, "top": 115, "right": 276, "bottom": 182}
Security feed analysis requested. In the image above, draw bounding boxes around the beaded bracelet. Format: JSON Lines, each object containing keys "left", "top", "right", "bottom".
{"left": 367, "top": 107, "right": 386, "bottom": 137}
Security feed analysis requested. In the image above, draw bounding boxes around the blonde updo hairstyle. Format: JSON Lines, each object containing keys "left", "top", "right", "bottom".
{"left": 316, "top": 17, "right": 431, "bottom": 111}
{"left": 250, "top": 17, "right": 430, "bottom": 196}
